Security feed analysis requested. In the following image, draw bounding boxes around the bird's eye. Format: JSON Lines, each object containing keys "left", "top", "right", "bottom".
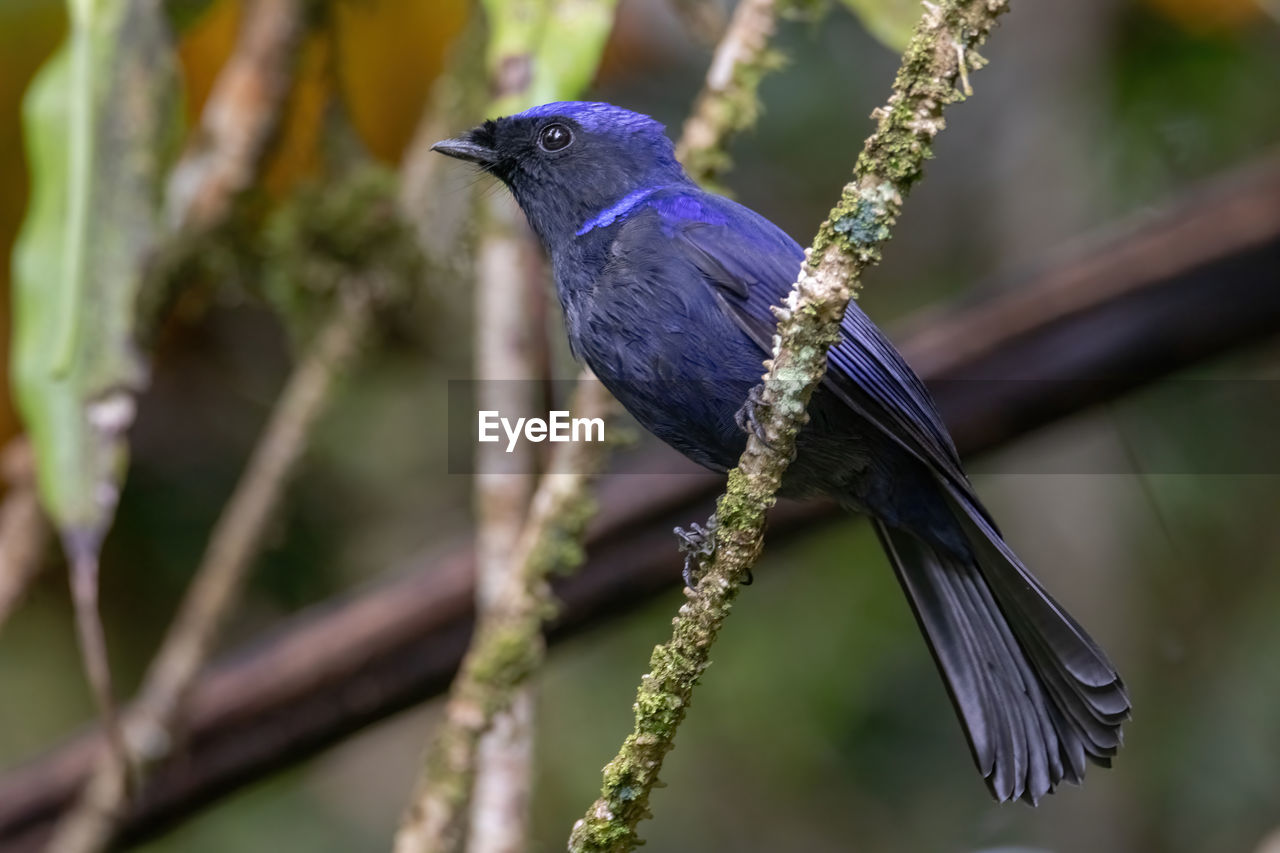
{"left": 538, "top": 123, "right": 573, "bottom": 153}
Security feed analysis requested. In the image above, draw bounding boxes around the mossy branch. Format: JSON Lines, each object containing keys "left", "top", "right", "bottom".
{"left": 568, "top": 1, "right": 1009, "bottom": 849}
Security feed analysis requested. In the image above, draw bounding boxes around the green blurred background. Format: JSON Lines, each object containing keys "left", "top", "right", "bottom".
{"left": 2, "top": 0, "right": 1280, "bottom": 850}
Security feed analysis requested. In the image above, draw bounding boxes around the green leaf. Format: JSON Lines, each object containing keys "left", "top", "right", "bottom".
{"left": 11, "top": 0, "right": 181, "bottom": 554}
{"left": 481, "top": 0, "right": 621, "bottom": 115}
{"left": 11, "top": 0, "right": 182, "bottom": 746}
{"left": 529, "top": 0, "right": 621, "bottom": 107}
{"left": 839, "top": 0, "right": 918, "bottom": 51}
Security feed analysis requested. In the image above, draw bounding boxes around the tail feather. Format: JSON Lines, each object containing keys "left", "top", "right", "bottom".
{"left": 872, "top": 483, "right": 1130, "bottom": 804}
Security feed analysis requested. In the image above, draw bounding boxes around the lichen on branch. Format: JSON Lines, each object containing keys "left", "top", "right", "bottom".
{"left": 568, "top": 1, "right": 1010, "bottom": 849}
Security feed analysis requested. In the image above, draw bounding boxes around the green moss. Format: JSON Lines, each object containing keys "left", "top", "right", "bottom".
{"left": 261, "top": 166, "right": 422, "bottom": 341}
{"left": 683, "top": 46, "right": 788, "bottom": 186}
{"left": 529, "top": 492, "right": 596, "bottom": 578}
{"left": 466, "top": 621, "right": 543, "bottom": 692}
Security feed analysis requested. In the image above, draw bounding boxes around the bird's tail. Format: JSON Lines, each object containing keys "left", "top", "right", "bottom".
{"left": 872, "top": 482, "right": 1130, "bottom": 804}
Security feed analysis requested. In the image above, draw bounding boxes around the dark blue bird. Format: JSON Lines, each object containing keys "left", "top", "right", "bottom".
{"left": 433, "top": 101, "right": 1129, "bottom": 804}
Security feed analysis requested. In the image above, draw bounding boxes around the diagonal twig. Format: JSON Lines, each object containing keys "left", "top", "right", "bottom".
{"left": 165, "top": 0, "right": 311, "bottom": 232}
{"left": 46, "top": 288, "right": 374, "bottom": 853}
{"left": 569, "top": 0, "right": 1011, "bottom": 847}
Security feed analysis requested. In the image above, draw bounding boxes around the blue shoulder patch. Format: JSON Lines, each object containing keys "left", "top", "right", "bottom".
{"left": 576, "top": 187, "right": 733, "bottom": 237}
{"left": 645, "top": 193, "right": 731, "bottom": 234}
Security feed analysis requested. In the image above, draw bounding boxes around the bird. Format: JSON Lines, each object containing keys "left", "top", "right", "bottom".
{"left": 432, "top": 101, "right": 1129, "bottom": 805}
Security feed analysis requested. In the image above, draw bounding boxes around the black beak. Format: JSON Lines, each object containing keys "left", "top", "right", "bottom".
{"left": 431, "top": 136, "right": 497, "bottom": 166}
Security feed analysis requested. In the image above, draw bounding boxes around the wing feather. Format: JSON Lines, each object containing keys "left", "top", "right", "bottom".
{"left": 659, "top": 188, "right": 975, "bottom": 501}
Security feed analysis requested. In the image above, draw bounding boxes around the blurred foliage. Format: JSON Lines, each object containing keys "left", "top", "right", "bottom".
{"left": 1141, "top": 0, "right": 1264, "bottom": 32}
{"left": 482, "top": 0, "right": 622, "bottom": 115}
{"left": 837, "top": 0, "right": 917, "bottom": 51}
{"left": 12, "top": 0, "right": 180, "bottom": 547}
{"left": 260, "top": 166, "right": 422, "bottom": 341}
{"left": 1, "top": 1, "right": 1280, "bottom": 852}
{"left": 1107, "top": 6, "right": 1280, "bottom": 203}
{"left": 0, "top": 0, "right": 66, "bottom": 443}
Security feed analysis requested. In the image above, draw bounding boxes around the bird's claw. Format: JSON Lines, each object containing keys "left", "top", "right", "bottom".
{"left": 734, "top": 386, "right": 797, "bottom": 462}
{"left": 734, "top": 385, "right": 771, "bottom": 445}
{"left": 675, "top": 519, "right": 718, "bottom": 589}
{"left": 674, "top": 516, "right": 753, "bottom": 588}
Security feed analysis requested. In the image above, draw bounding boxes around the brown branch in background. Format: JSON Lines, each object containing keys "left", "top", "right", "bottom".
{"left": 44, "top": 289, "right": 374, "bottom": 853}
{"left": 164, "top": 0, "right": 310, "bottom": 231}
{"left": 1, "top": 153, "right": 1278, "bottom": 846}
{"left": 0, "top": 439, "right": 51, "bottom": 632}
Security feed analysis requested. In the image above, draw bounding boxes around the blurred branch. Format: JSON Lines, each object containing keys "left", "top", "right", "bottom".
{"left": 665, "top": 0, "right": 728, "bottom": 45}
{"left": 570, "top": 0, "right": 1009, "bottom": 846}
{"left": 904, "top": 153, "right": 1280, "bottom": 454}
{"left": 2, "top": 149, "right": 1279, "bottom": 853}
{"left": 462, "top": 10, "right": 561, "bottom": 847}
{"left": 164, "top": 0, "right": 310, "bottom": 231}
{"left": 395, "top": 379, "right": 615, "bottom": 853}
{"left": 45, "top": 287, "right": 373, "bottom": 853}
{"left": 459, "top": 201, "right": 542, "bottom": 853}
{"left": 396, "top": 1, "right": 620, "bottom": 848}
{"left": 397, "top": 27, "right": 486, "bottom": 278}
{"left": 0, "top": 439, "right": 51, "bottom": 632}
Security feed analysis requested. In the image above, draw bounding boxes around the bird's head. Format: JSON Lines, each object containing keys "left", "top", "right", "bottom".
{"left": 432, "top": 101, "right": 690, "bottom": 247}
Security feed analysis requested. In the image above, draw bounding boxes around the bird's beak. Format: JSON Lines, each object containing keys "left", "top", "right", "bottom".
{"left": 430, "top": 135, "right": 497, "bottom": 166}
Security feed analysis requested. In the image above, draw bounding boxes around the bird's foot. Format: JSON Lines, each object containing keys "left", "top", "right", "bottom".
{"left": 674, "top": 516, "right": 753, "bottom": 588}
{"left": 734, "top": 385, "right": 796, "bottom": 462}
{"left": 734, "top": 385, "right": 770, "bottom": 444}
{"left": 674, "top": 518, "right": 717, "bottom": 589}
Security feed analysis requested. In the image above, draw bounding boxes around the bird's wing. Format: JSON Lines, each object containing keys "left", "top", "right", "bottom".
{"left": 656, "top": 189, "right": 973, "bottom": 495}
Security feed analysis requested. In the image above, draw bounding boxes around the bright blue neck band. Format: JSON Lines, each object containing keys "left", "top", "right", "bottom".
{"left": 575, "top": 186, "right": 664, "bottom": 236}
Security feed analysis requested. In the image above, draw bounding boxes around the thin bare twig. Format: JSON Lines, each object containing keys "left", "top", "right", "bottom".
{"left": 46, "top": 289, "right": 373, "bottom": 853}
{"left": 0, "top": 439, "right": 51, "bottom": 632}
{"left": 570, "top": 0, "right": 1010, "bottom": 847}
{"left": 164, "top": 0, "right": 310, "bottom": 231}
